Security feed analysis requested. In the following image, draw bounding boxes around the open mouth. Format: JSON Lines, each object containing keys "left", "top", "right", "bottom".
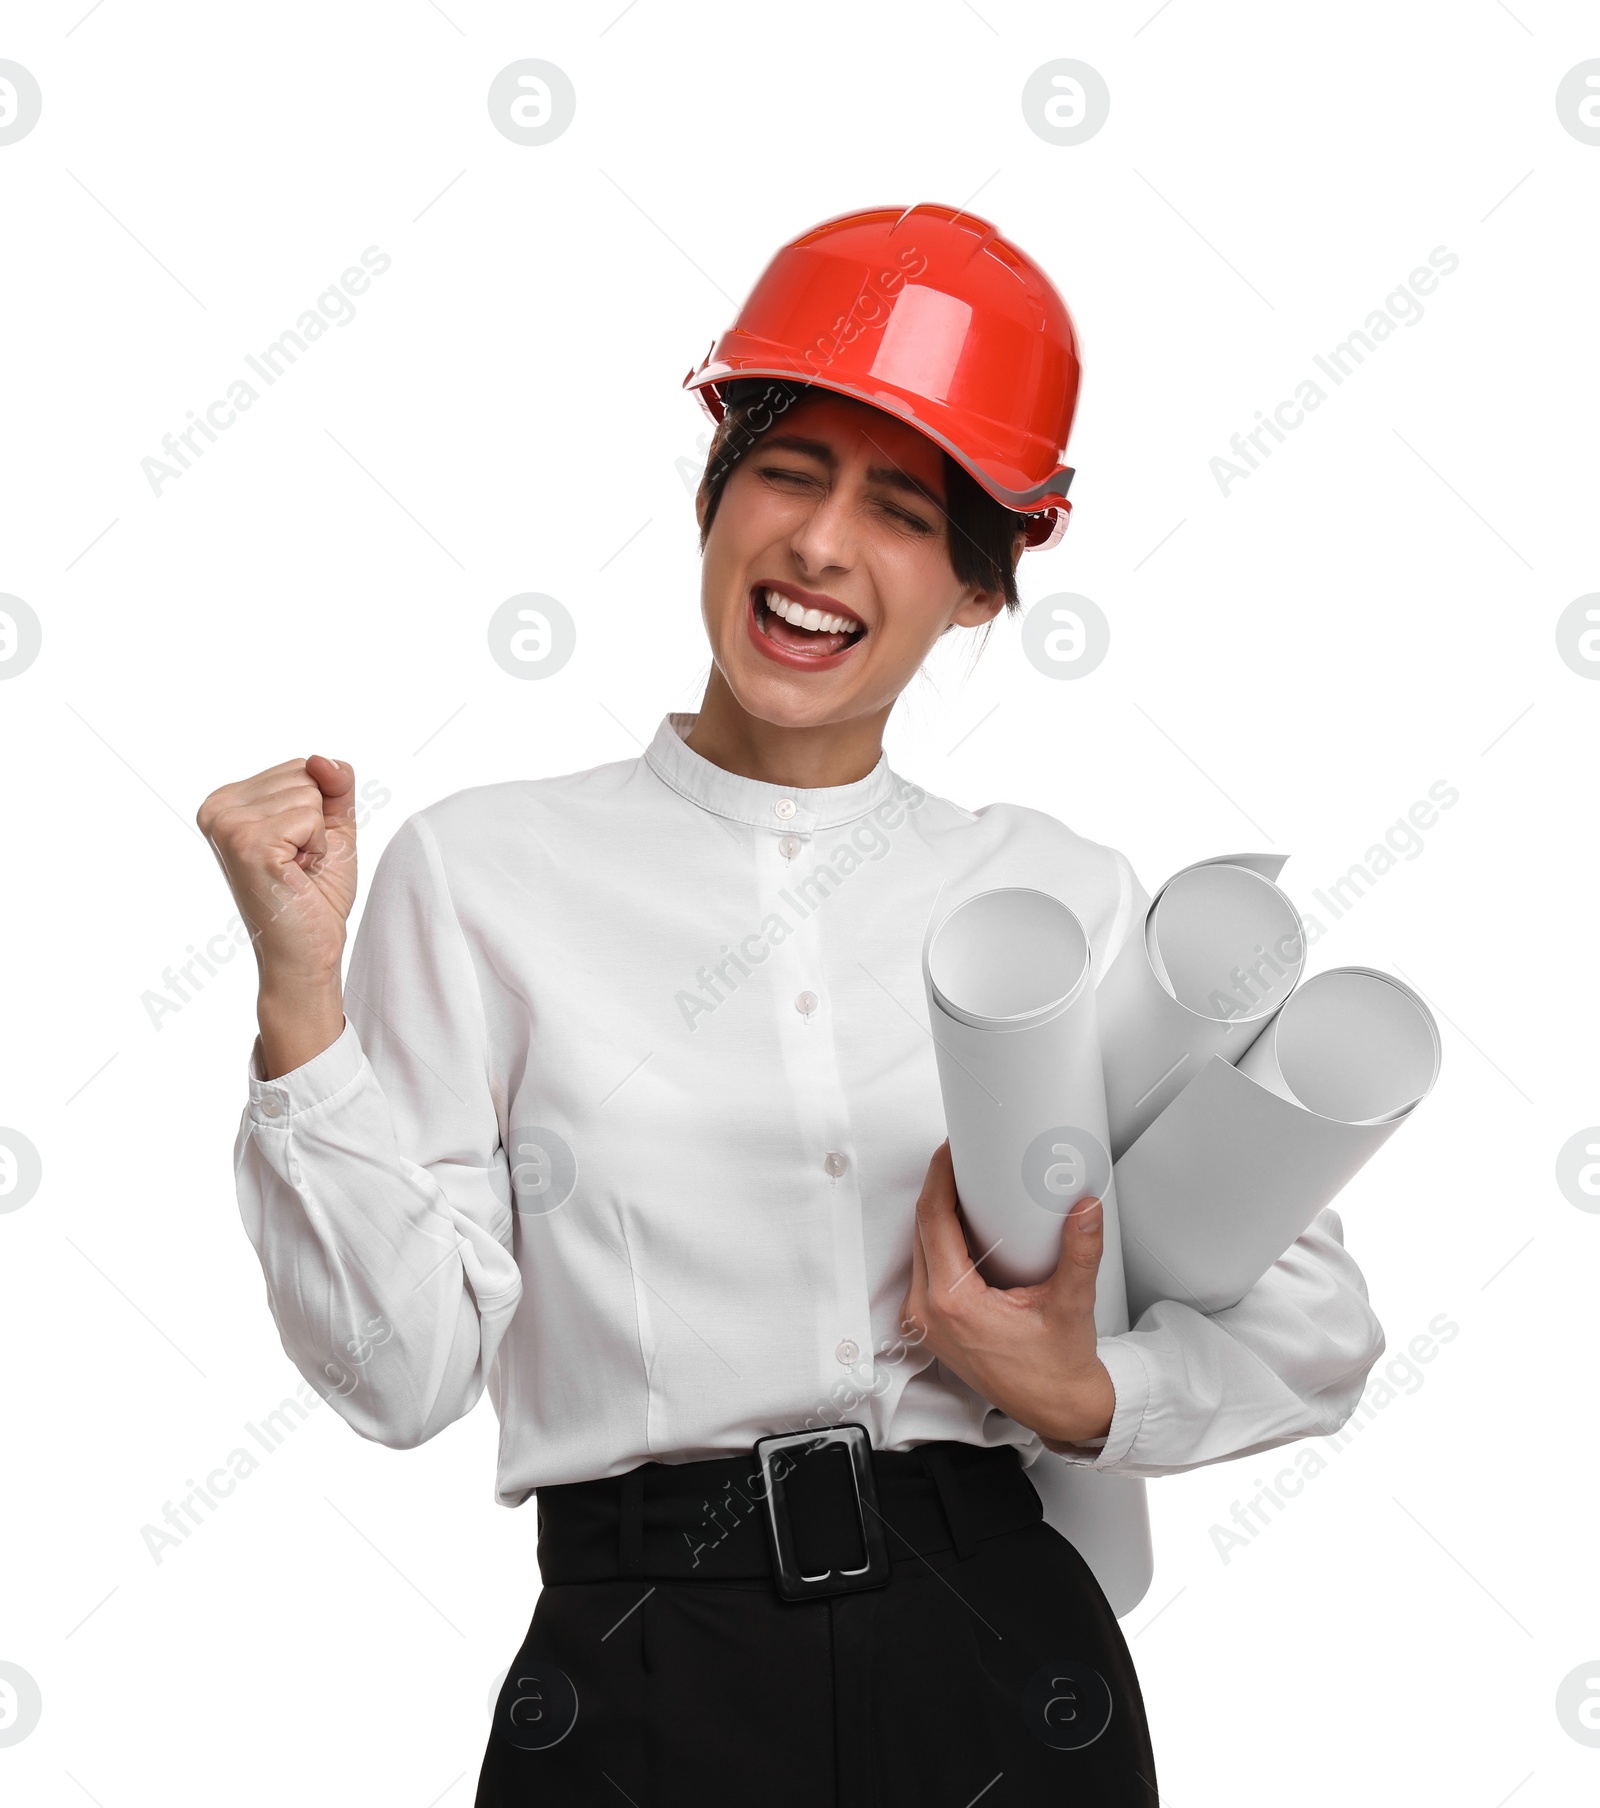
{"left": 749, "top": 585, "right": 868, "bottom": 661}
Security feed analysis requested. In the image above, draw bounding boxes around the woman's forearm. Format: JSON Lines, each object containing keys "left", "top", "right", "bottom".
{"left": 257, "top": 976, "right": 346, "bottom": 1079}
{"left": 235, "top": 816, "right": 523, "bottom": 1452}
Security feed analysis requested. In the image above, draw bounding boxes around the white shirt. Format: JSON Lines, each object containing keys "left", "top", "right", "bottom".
{"left": 235, "top": 710, "right": 1386, "bottom": 1506}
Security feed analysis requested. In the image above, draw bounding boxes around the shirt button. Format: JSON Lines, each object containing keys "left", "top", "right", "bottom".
{"left": 774, "top": 798, "right": 797, "bottom": 820}
{"left": 259, "top": 1095, "right": 284, "bottom": 1119}
{"left": 777, "top": 834, "right": 801, "bottom": 860}
{"left": 823, "top": 1151, "right": 849, "bottom": 1178}
{"left": 835, "top": 1338, "right": 860, "bottom": 1366}
{"left": 795, "top": 990, "right": 819, "bottom": 1018}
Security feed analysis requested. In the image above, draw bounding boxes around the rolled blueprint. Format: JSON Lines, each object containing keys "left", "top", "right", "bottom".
{"left": 924, "top": 885, "right": 1153, "bottom": 1617}
{"left": 923, "top": 887, "right": 1128, "bottom": 1313}
{"left": 1114, "top": 967, "right": 1442, "bottom": 1321}
{"left": 1097, "top": 853, "right": 1306, "bottom": 1160}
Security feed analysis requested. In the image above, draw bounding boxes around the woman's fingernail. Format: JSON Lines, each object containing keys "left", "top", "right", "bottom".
{"left": 1071, "top": 1197, "right": 1102, "bottom": 1232}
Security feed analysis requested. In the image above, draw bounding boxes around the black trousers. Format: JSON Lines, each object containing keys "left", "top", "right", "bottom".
{"left": 475, "top": 1440, "right": 1159, "bottom": 1805}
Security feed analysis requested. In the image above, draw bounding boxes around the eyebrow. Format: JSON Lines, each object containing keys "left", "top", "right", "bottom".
{"left": 759, "top": 434, "right": 945, "bottom": 510}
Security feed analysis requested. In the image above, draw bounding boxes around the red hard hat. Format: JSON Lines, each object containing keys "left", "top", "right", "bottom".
{"left": 684, "top": 203, "right": 1080, "bottom": 551}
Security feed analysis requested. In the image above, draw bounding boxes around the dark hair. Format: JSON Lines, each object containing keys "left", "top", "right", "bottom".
{"left": 695, "top": 378, "right": 1031, "bottom": 613}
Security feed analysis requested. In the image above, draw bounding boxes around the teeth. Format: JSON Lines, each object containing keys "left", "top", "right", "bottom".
{"left": 763, "top": 590, "right": 860, "bottom": 635}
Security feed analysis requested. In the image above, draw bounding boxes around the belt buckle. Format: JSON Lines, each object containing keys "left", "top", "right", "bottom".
{"left": 753, "top": 1422, "right": 891, "bottom": 1602}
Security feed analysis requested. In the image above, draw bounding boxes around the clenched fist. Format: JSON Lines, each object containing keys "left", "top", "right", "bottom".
{"left": 196, "top": 754, "right": 357, "bottom": 1077}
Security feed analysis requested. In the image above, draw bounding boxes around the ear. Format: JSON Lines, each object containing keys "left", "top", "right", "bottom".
{"left": 694, "top": 482, "right": 709, "bottom": 538}
{"left": 947, "top": 528, "right": 1024, "bottom": 629}
{"left": 954, "top": 593, "right": 1005, "bottom": 629}
{"left": 948, "top": 588, "right": 1007, "bottom": 630}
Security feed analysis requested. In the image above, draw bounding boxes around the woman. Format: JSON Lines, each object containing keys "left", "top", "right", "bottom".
{"left": 199, "top": 204, "right": 1385, "bottom": 1803}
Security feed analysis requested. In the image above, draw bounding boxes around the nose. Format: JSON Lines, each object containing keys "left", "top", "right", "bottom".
{"left": 786, "top": 481, "right": 858, "bottom": 578}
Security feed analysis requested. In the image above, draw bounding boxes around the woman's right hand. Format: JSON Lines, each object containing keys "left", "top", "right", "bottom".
{"left": 197, "top": 754, "right": 358, "bottom": 1075}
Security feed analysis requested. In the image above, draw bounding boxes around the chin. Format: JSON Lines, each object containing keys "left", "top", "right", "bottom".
{"left": 720, "top": 666, "right": 854, "bottom": 731}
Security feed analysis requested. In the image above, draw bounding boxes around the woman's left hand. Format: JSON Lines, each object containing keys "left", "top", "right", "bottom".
{"left": 897, "top": 1140, "right": 1117, "bottom": 1451}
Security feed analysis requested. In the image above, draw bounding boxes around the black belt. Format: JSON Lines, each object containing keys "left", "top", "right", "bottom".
{"left": 534, "top": 1424, "right": 1043, "bottom": 1602}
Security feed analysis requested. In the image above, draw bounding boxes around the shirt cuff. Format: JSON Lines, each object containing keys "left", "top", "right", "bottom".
{"left": 246, "top": 1017, "right": 360, "bottom": 1125}
{"left": 1047, "top": 1335, "right": 1152, "bottom": 1470}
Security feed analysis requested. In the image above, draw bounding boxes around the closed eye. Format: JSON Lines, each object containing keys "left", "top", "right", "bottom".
{"left": 761, "top": 464, "right": 938, "bottom": 535}
{"left": 879, "top": 500, "right": 937, "bottom": 534}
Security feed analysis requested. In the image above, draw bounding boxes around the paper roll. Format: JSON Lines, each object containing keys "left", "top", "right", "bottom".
{"left": 1025, "top": 1456, "right": 1154, "bottom": 1618}
{"left": 1114, "top": 967, "right": 1442, "bottom": 1320}
{"left": 924, "top": 887, "right": 1128, "bottom": 1314}
{"left": 1098, "top": 853, "right": 1306, "bottom": 1160}
{"left": 924, "top": 886, "right": 1149, "bottom": 1615}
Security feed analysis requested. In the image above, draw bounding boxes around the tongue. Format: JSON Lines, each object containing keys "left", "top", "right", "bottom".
{"left": 765, "top": 609, "right": 855, "bottom": 658}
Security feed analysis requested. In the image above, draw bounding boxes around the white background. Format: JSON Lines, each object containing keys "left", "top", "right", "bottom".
{"left": 2, "top": 1, "right": 1595, "bottom": 1802}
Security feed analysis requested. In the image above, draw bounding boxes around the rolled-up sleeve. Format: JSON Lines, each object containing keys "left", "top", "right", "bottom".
{"left": 233, "top": 812, "right": 523, "bottom": 1450}
{"left": 1051, "top": 1205, "right": 1386, "bottom": 1476}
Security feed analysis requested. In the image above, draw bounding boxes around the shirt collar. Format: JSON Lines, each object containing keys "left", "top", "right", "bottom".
{"left": 643, "top": 711, "right": 904, "bottom": 833}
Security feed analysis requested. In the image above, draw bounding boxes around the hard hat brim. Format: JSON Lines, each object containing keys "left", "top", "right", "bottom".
{"left": 683, "top": 361, "right": 1073, "bottom": 549}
